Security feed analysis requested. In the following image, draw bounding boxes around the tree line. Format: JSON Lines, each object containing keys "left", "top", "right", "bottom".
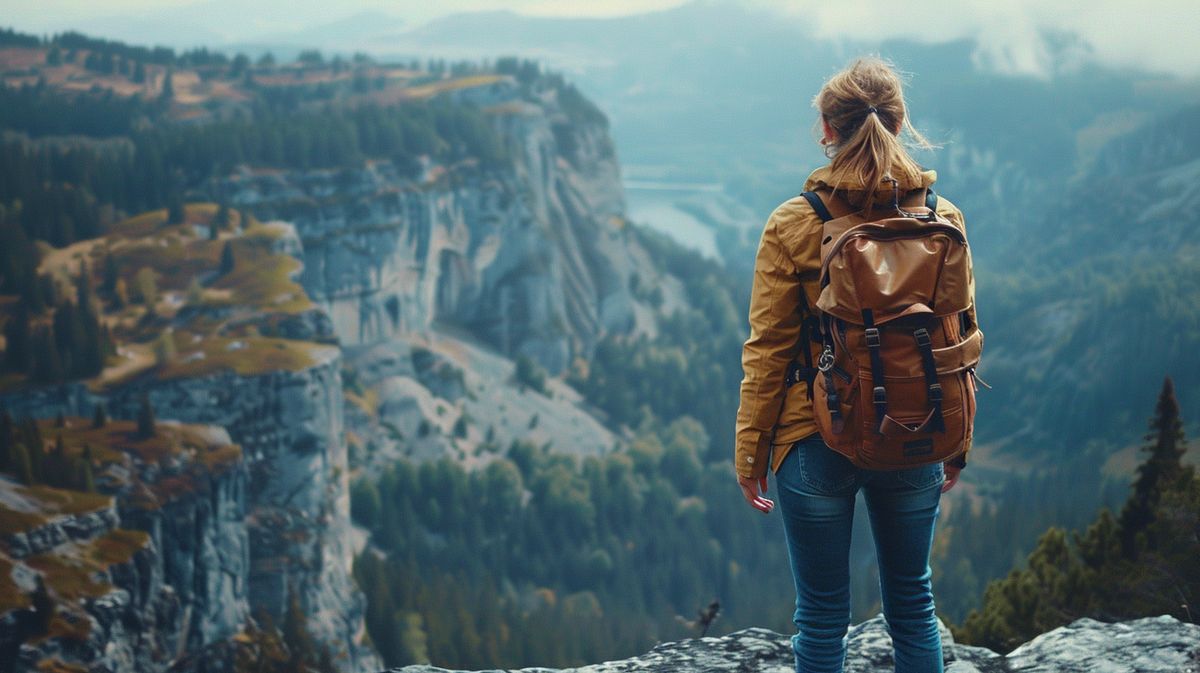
{"left": 954, "top": 377, "right": 1197, "bottom": 651}
{"left": 351, "top": 414, "right": 798, "bottom": 668}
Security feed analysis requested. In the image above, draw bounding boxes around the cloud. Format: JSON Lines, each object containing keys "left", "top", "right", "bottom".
{"left": 775, "top": 0, "right": 1200, "bottom": 78}
{"left": 5, "top": 0, "right": 1198, "bottom": 78}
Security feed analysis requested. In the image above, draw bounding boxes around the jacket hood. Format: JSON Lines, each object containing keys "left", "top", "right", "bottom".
{"left": 803, "top": 164, "right": 937, "bottom": 207}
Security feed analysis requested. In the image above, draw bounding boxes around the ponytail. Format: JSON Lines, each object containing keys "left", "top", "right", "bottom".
{"left": 814, "top": 57, "right": 935, "bottom": 212}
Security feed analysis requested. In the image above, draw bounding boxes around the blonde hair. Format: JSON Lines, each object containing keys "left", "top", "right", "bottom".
{"left": 814, "top": 57, "right": 935, "bottom": 211}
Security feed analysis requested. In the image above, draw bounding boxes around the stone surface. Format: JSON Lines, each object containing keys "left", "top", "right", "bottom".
{"left": 384, "top": 615, "right": 1200, "bottom": 673}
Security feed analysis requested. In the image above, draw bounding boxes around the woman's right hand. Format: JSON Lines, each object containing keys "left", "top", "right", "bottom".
{"left": 737, "top": 473, "right": 775, "bottom": 514}
{"left": 941, "top": 465, "right": 962, "bottom": 493}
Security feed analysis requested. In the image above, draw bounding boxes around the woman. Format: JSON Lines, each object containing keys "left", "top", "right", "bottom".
{"left": 733, "top": 57, "right": 974, "bottom": 673}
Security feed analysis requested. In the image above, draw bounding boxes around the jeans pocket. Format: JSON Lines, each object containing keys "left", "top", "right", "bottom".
{"left": 896, "top": 462, "right": 946, "bottom": 490}
{"left": 797, "top": 439, "right": 857, "bottom": 495}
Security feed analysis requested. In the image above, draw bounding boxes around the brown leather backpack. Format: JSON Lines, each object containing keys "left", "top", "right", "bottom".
{"left": 800, "top": 184, "right": 983, "bottom": 470}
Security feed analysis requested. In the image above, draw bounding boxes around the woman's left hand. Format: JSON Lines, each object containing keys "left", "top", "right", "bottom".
{"left": 941, "top": 465, "right": 962, "bottom": 493}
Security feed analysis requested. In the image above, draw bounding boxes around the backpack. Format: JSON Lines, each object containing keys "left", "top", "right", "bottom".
{"left": 798, "top": 184, "right": 983, "bottom": 470}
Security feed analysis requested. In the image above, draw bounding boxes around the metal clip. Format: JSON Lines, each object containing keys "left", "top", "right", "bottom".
{"left": 818, "top": 346, "right": 835, "bottom": 372}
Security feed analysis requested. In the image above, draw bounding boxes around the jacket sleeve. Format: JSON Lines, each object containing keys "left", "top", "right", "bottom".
{"left": 937, "top": 197, "right": 978, "bottom": 469}
{"left": 734, "top": 207, "right": 806, "bottom": 479}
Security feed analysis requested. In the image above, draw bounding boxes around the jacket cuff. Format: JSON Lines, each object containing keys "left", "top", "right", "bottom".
{"left": 734, "top": 431, "right": 772, "bottom": 478}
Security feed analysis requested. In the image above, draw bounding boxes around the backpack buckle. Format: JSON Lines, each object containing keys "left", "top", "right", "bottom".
{"left": 872, "top": 386, "right": 887, "bottom": 404}
{"left": 864, "top": 328, "right": 881, "bottom": 349}
{"left": 928, "top": 383, "right": 943, "bottom": 403}
{"left": 913, "top": 328, "right": 931, "bottom": 347}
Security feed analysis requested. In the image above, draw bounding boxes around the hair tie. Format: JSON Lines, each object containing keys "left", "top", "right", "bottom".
{"left": 867, "top": 106, "right": 878, "bottom": 115}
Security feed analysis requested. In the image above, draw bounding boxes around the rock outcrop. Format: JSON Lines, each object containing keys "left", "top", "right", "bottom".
{"left": 0, "top": 349, "right": 373, "bottom": 670}
{"left": 0, "top": 421, "right": 249, "bottom": 672}
{"left": 384, "top": 615, "right": 1200, "bottom": 673}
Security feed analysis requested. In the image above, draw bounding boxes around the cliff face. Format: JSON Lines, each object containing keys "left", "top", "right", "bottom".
{"left": 0, "top": 421, "right": 248, "bottom": 672}
{"left": 216, "top": 85, "right": 664, "bottom": 375}
{"left": 0, "top": 351, "right": 372, "bottom": 670}
{"left": 384, "top": 615, "right": 1200, "bottom": 673}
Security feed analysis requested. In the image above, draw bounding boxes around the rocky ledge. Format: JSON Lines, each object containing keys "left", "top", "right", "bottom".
{"left": 386, "top": 615, "right": 1200, "bottom": 673}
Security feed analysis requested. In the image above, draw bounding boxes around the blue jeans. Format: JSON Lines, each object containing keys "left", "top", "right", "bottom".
{"left": 775, "top": 435, "right": 945, "bottom": 673}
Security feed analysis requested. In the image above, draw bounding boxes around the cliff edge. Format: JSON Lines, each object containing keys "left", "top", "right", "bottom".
{"left": 383, "top": 615, "right": 1200, "bottom": 673}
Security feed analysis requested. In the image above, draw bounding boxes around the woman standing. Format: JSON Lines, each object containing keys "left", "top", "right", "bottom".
{"left": 733, "top": 57, "right": 976, "bottom": 673}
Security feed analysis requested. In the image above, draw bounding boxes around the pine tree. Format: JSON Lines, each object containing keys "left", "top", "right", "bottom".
{"left": 13, "top": 442, "right": 34, "bottom": 484}
{"left": 154, "top": 328, "right": 176, "bottom": 366}
{"left": 51, "top": 301, "right": 76, "bottom": 377}
{"left": 1118, "top": 377, "right": 1187, "bottom": 557}
{"left": 30, "top": 575, "right": 54, "bottom": 634}
{"left": 73, "top": 264, "right": 105, "bottom": 377}
{"left": 102, "top": 251, "right": 119, "bottom": 295}
{"left": 167, "top": 194, "right": 185, "bottom": 225}
{"left": 46, "top": 434, "right": 68, "bottom": 488}
{"left": 31, "top": 325, "right": 63, "bottom": 383}
{"left": 0, "top": 410, "right": 12, "bottom": 471}
{"left": 76, "top": 445, "right": 96, "bottom": 492}
{"left": 137, "top": 392, "right": 156, "bottom": 439}
{"left": 92, "top": 403, "right": 107, "bottom": 429}
{"left": 160, "top": 69, "right": 174, "bottom": 102}
{"left": 75, "top": 456, "right": 95, "bottom": 493}
{"left": 113, "top": 278, "right": 128, "bottom": 309}
{"left": 134, "top": 268, "right": 158, "bottom": 311}
{"left": 220, "top": 241, "right": 236, "bottom": 275}
{"left": 2, "top": 300, "right": 31, "bottom": 374}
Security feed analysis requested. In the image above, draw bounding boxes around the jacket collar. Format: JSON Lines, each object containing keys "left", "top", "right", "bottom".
{"left": 803, "top": 163, "right": 937, "bottom": 206}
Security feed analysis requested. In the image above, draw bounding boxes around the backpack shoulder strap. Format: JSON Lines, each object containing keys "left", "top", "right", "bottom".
{"left": 801, "top": 191, "right": 834, "bottom": 223}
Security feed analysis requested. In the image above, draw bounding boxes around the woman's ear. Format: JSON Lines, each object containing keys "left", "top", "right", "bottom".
{"left": 821, "top": 117, "right": 837, "bottom": 145}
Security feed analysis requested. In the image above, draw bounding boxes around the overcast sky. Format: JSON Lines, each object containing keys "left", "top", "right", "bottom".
{"left": 4, "top": 0, "right": 1200, "bottom": 78}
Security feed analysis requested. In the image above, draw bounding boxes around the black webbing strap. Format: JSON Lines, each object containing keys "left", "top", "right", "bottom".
{"left": 925, "top": 188, "right": 938, "bottom": 212}
{"left": 786, "top": 287, "right": 821, "bottom": 399}
{"left": 801, "top": 191, "right": 834, "bottom": 223}
{"left": 913, "top": 328, "right": 946, "bottom": 433}
{"left": 862, "top": 309, "right": 887, "bottom": 432}
{"left": 785, "top": 337, "right": 818, "bottom": 400}
{"left": 819, "top": 314, "right": 843, "bottom": 432}
{"left": 785, "top": 361, "right": 816, "bottom": 391}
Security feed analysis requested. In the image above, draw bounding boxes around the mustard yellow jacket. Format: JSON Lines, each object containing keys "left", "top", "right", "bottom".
{"left": 733, "top": 164, "right": 976, "bottom": 479}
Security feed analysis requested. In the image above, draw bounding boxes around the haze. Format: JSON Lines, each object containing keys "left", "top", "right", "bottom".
{"left": 5, "top": 0, "right": 1200, "bottom": 78}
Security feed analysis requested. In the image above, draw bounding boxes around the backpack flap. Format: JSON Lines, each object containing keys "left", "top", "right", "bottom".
{"left": 816, "top": 218, "right": 973, "bottom": 324}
